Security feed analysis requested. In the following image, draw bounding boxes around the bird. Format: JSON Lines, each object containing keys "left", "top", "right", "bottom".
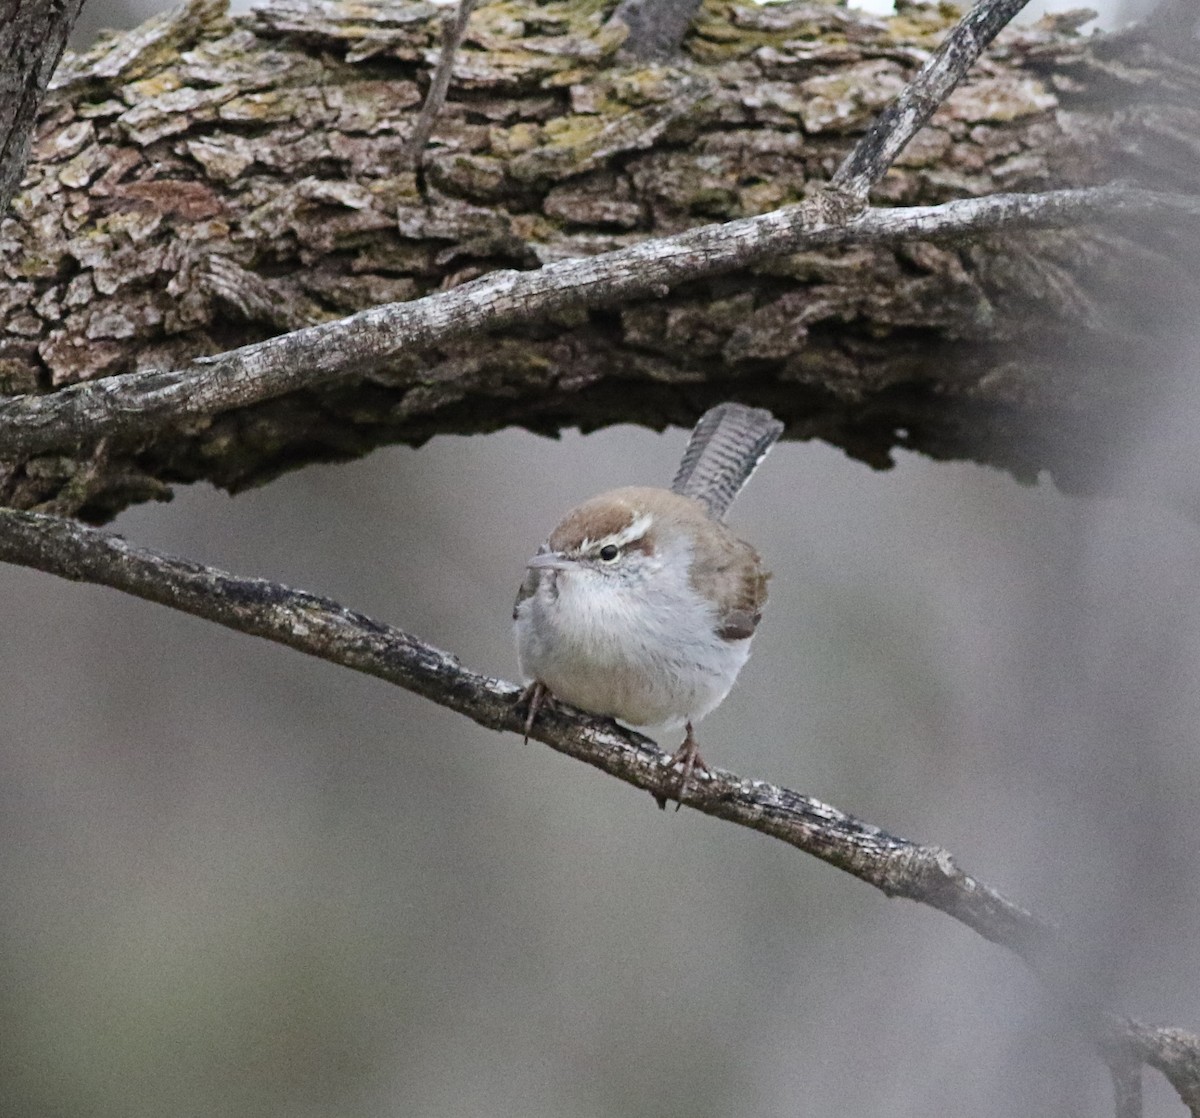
{"left": 512, "top": 402, "right": 783, "bottom": 804}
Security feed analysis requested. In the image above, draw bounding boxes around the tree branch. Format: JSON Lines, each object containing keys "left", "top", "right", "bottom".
{"left": 1, "top": 183, "right": 1196, "bottom": 462}
{"left": 833, "top": 0, "right": 1033, "bottom": 197}
{"left": 0, "top": 0, "right": 88, "bottom": 214}
{"left": 0, "top": 0, "right": 1050, "bottom": 458}
{"left": 3, "top": 3, "right": 1198, "bottom": 1111}
{"left": 1126, "top": 1024, "right": 1200, "bottom": 1117}
{"left": 1, "top": 501, "right": 1199, "bottom": 1113}
{"left": 401, "top": 0, "right": 479, "bottom": 169}
{"left": 2, "top": 0, "right": 1196, "bottom": 516}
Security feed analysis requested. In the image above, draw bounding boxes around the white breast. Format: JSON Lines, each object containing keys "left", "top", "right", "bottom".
{"left": 513, "top": 534, "right": 752, "bottom": 729}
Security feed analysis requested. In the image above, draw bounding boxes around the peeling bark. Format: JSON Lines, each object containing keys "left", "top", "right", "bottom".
{"left": 0, "top": 0, "right": 1197, "bottom": 520}
{"left": 614, "top": 0, "right": 706, "bottom": 59}
{"left": 0, "top": 0, "right": 88, "bottom": 213}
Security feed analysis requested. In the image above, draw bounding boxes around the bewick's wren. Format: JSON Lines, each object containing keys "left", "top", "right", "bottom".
{"left": 513, "top": 402, "right": 783, "bottom": 802}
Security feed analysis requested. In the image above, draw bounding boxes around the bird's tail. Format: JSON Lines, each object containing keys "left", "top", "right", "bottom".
{"left": 671, "top": 402, "right": 784, "bottom": 520}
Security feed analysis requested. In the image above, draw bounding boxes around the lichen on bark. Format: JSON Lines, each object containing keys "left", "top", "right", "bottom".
{"left": 0, "top": 0, "right": 1197, "bottom": 520}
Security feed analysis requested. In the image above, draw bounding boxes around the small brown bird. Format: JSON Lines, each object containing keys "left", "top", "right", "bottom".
{"left": 513, "top": 403, "right": 782, "bottom": 801}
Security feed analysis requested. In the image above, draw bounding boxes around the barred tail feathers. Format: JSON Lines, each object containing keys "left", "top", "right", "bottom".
{"left": 670, "top": 403, "right": 784, "bottom": 520}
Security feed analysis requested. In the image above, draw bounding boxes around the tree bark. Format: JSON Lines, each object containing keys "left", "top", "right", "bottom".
{"left": 0, "top": 0, "right": 1197, "bottom": 521}
{"left": 614, "top": 0, "right": 705, "bottom": 59}
{"left": 0, "top": 0, "right": 89, "bottom": 214}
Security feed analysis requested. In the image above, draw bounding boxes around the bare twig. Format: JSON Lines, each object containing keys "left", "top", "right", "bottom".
{"left": 402, "top": 0, "right": 479, "bottom": 169}
{"left": 0, "top": 0, "right": 88, "bottom": 214}
{"left": 1, "top": 502, "right": 1199, "bottom": 1112}
{"left": 1, "top": 184, "right": 1197, "bottom": 460}
{"left": 833, "top": 0, "right": 1032, "bottom": 198}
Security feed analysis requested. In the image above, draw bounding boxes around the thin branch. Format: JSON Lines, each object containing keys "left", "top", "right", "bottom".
{"left": 0, "top": 505, "right": 1060, "bottom": 952}
{"left": 1, "top": 184, "right": 1197, "bottom": 461}
{"left": 1, "top": 504, "right": 1200, "bottom": 1114}
{"left": 615, "top": 0, "right": 1028, "bottom": 105}
{"left": 0, "top": 0, "right": 89, "bottom": 214}
{"left": 402, "top": 0, "right": 479, "bottom": 169}
{"left": 0, "top": 0, "right": 1157, "bottom": 489}
{"left": 832, "top": 0, "right": 1033, "bottom": 197}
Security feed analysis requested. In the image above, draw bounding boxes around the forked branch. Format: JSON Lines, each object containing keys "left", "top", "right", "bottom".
{"left": 0, "top": 184, "right": 1197, "bottom": 461}
{"left": 4, "top": 0, "right": 1192, "bottom": 465}
{"left": 833, "top": 0, "right": 1033, "bottom": 197}
{"left": 2, "top": 0, "right": 1199, "bottom": 1113}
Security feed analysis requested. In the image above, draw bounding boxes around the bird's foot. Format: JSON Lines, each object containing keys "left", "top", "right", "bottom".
{"left": 515, "top": 680, "right": 550, "bottom": 743}
{"left": 656, "top": 722, "right": 712, "bottom": 811}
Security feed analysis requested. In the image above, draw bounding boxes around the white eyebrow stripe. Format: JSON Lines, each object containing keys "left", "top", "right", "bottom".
{"left": 578, "top": 511, "right": 652, "bottom": 554}
{"left": 585, "top": 512, "right": 653, "bottom": 552}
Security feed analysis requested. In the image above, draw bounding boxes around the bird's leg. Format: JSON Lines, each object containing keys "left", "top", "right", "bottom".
{"left": 661, "top": 721, "right": 712, "bottom": 811}
{"left": 515, "top": 680, "right": 549, "bottom": 743}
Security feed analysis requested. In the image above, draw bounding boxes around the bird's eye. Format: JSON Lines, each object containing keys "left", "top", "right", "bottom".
{"left": 598, "top": 544, "right": 620, "bottom": 562}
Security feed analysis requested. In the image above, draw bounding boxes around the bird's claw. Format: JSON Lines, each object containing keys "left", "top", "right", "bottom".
{"left": 656, "top": 722, "right": 711, "bottom": 811}
{"left": 515, "top": 680, "right": 548, "bottom": 742}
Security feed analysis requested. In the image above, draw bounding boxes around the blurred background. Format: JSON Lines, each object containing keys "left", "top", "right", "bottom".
{"left": 6, "top": 0, "right": 1200, "bottom": 1116}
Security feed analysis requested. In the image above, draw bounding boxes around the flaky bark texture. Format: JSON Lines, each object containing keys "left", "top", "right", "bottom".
{"left": 614, "top": 0, "right": 705, "bottom": 58}
{"left": 0, "top": 0, "right": 1198, "bottom": 520}
{"left": 0, "top": 0, "right": 88, "bottom": 213}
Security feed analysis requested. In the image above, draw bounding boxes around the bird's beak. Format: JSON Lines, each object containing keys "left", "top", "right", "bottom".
{"left": 526, "top": 551, "right": 577, "bottom": 572}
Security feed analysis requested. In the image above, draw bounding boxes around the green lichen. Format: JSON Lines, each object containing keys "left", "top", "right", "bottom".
{"left": 507, "top": 71, "right": 711, "bottom": 183}
{"left": 688, "top": 0, "right": 839, "bottom": 61}
{"left": 427, "top": 154, "right": 509, "bottom": 200}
